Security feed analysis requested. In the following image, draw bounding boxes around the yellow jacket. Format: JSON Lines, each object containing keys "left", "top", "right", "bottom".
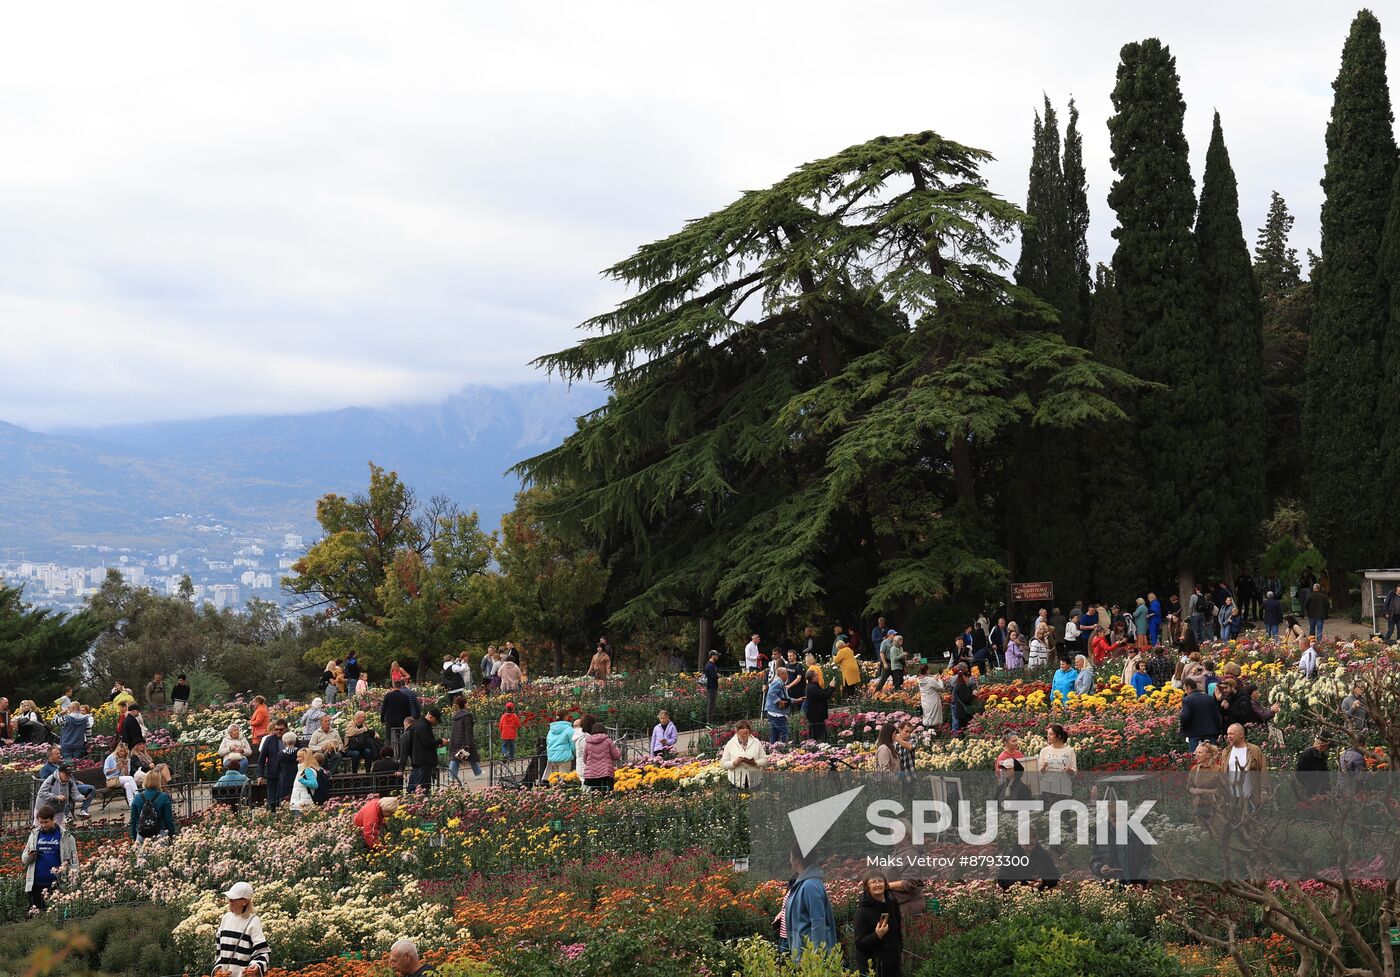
{"left": 834, "top": 645, "right": 861, "bottom": 687}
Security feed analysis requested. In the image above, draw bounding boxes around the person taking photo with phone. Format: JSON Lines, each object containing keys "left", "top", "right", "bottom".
{"left": 852, "top": 870, "right": 903, "bottom": 975}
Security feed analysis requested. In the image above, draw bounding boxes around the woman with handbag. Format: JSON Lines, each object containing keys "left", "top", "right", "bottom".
{"left": 102, "top": 743, "right": 139, "bottom": 805}
{"left": 949, "top": 666, "right": 978, "bottom": 735}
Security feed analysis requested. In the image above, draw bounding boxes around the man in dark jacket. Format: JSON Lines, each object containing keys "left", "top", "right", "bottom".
{"left": 989, "top": 617, "right": 1008, "bottom": 665}
{"left": 1295, "top": 733, "right": 1332, "bottom": 800}
{"left": 1144, "top": 650, "right": 1173, "bottom": 691}
{"left": 1178, "top": 678, "right": 1222, "bottom": 750}
{"left": 1090, "top": 802, "right": 1150, "bottom": 885}
{"left": 119, "top": 706, "right": 145, "bottom": 750}
{"left": 405, "top": 707, "right": 443, "bottom": 796}
{"left": 1384, "top": 584, "right": 1400, "bottom": 643}
{"left": 1261, "top": 591, "right": 1284, "bottom": 639}
{"left": 1304, "top": 584, "right": 1329, "bottom": 640}
{"left": 380, "top": 681, "right": 414, "bottom": 757}
{"left": 257, "top": 721, "right": 292, "bottom": 810}
{"left": 703, "top": 652, "right": 720, "bottom": 723}
{"left": 1234, "top": 573, "right": 1254, "bottom": 622}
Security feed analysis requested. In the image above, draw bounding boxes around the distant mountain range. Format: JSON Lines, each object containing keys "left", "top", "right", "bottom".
{"left": 0, "top": 383, "right": 605, "bottom": 554}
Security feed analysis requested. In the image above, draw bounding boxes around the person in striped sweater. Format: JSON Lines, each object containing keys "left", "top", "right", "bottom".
{"left": 213, "top": 882, "right": 269, "bottom": 977}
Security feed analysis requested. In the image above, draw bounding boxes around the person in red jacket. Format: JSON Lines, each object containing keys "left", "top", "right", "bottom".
{"left": 1090, "top": 627, "right": 1128, "bottom": 666}
{"left": 353, "top": 795, "right": 398, "bottom": 849}
{"left": 499, "top": 703, "right": 522, "bottom": 760}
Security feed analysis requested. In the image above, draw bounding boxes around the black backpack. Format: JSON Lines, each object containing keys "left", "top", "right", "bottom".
{"left": 1196, "top": 597, "right": 1213, "bottom": 618}
{"left": 136, "top": 790, "right": 162, "bottom": 838}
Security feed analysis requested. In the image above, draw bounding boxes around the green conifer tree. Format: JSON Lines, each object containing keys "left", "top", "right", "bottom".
{"left": 1009, "top": 98, "right": 1094, "bottom": 600}
{"left": 1377, "top": 169, "right": 1400, "bottom": 559}
{"left": 1252, "top": 192, "right": 1312, "bottom": 503}
{"left": 1196, "top": 112, "right": 1268, "bottom": 567}
{"left": 1062, "top": 99, "right": 1093, "bottom": 327}
{"left": 1254, "top": 191, "right": 1303, "bottom": 297}
{"left": 1305, "top": 9, "right": 1396, "bottom": 577}
{"left": 1080, "top": 264, "right": 1150, "bottom": 598}
{"left": 516, "top": 131, "right": 1137, "bottom": 635}
{"left": 1107, "top": 38, "right": 1220, "bottom": 598}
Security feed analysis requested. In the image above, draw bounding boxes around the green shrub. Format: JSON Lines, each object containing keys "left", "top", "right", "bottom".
{"left": 185, "top": 670, "right": 232, "bottom": 707}
{"left": 912, "top": 914, "right": 1184, "bottom": 977}
{"left": 732, "top": 937, "right": 855, "bottom": 976}
{"left": 434, "top": 961, "right": 509, "bottom": 977}
{"left": 0, "top": 903, "right": 184, "bottom": 977}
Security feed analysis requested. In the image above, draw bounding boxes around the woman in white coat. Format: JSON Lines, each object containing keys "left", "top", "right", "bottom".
{"left": 914, "top": 665, "right": 945, "bottom": 728}
{"left": 572, "top": 717, "right": 589, "bottom": 781}
{"left": 719, "top": 721, "right": 768, "bottom": 789}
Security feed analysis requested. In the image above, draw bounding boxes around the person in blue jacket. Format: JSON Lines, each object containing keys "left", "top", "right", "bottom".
{"left": 781, "top": 844, "right": 836, "bottom": 961}
{"left": 545, "top": 714, "right": 576, "bottom": 778}
{"left": 1130, "top": 659, "right": 1154, "bottom": 697}
{"left": 1050, "top": 658, "right": 1079, "bottom": 707}
{"left": 1147, "top": 593, "right": 1163, "bottom": 647}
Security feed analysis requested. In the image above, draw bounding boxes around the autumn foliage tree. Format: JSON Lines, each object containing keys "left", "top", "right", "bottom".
{"left": 285, "top": 463, "right": 501, "bottom": 681}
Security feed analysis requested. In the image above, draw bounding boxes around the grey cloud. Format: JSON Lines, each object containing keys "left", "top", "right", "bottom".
{"left": 0, "top": 1, "right": 1366, "bottom": 427}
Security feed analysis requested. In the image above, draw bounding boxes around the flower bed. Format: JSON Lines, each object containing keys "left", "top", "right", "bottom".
{"left": 2, "top": 630, "right": 1387, "bottom": 976}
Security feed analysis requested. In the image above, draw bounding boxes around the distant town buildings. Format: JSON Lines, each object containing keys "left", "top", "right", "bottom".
{"left": 0, "top": 522, "right": 312, "bottom": 614}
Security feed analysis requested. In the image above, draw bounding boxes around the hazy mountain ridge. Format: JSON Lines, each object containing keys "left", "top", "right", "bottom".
{"left": 1, "top": 383, "right": 605, "bottom": 553}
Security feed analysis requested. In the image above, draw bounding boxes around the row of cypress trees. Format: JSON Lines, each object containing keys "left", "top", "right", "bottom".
{"left": 1013, "top": 11, "right": 1400, "bottom": 603}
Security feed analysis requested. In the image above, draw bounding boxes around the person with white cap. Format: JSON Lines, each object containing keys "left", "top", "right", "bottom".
{"left": 214, "top": 881, "right": 269, "bottom": 977}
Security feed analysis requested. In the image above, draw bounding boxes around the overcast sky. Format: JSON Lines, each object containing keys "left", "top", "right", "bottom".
{"left": 0, "top": 2, "right": 1368, "bottom": 429}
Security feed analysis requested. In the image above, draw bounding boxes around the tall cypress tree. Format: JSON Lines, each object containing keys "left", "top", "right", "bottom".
{"left": 1196, "top": 112, "right": 1267, "bottom": 567}
{"left": 1378, "top": 170, "right": 1400, "bottom": 560}
{"left": 1015, "top": 97, "right": 1082, "bottom": 341}
{"left": 1015, "top": 109, "right": 1053, "bottom": 296}
{"left": 1107, "top": 39, "right": 1222, "bottom": 598}
{"left": 1009, "top": 98, "right": 1093, "bottom": 601}
{"left": 1305, "top": 9, "right": 1396, "bottom": 576}
{"left": 1063, "top": 99, "right": 1093, "bottom": 329}
{"left": 1081, "top": 263, "right": 1150, "bottom": 598}
{"left": 1254, "top": 193, "right": 1312, "bottom": 504}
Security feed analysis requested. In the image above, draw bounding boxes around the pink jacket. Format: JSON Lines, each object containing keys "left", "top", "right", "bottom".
{"left": 581, "top": 731, "right": 620, "bottom": 780}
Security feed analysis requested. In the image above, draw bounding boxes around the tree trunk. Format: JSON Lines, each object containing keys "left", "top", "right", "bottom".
{"left": 1327, "top": 567, "right": 1351, "bottom": 611}
{"left": 1178, "top": 566, "right": 1195, "bottom": 617}
{"left": 862, "top": 482, "right": 907, "bottom": 622}
{"left": 1006, "top": 541, "right": 1017, "bottom": 630}
{"left": 697, "top": 616, "right": 713, "bottom": 671}
{"left": 950, "top": 435, "right": 976, "bottom": 506}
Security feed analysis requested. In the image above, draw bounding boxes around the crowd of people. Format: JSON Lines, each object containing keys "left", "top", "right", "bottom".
{"left": 8, "top": 570, "right": 1395, "bottom": 973}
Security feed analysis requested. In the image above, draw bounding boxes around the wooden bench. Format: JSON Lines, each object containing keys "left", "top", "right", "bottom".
{"left": 71, "top": 766, "right": 128, "bottom": 812}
